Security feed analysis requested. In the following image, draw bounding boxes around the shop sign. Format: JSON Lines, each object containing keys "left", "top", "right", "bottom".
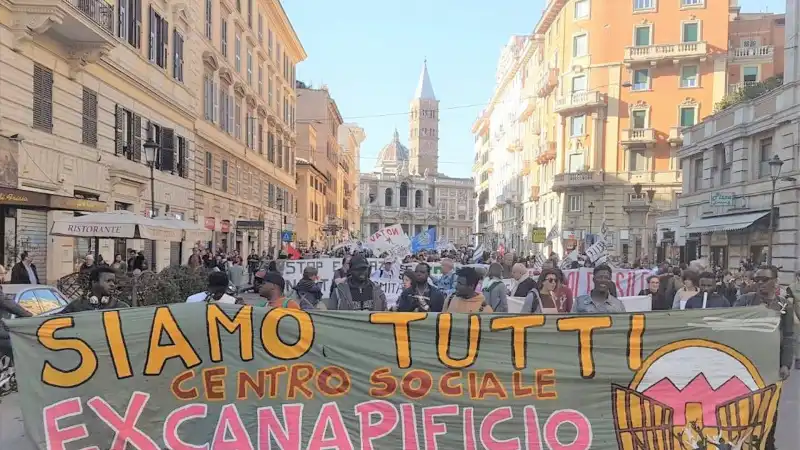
{"left": 0, "top": 187, "right": 48, "bottom": 207}
{"left": 220, "top": 220, "right": 231, "bottom": 233}
{"left": 204, "top": 217, "right": 216, "bottom": 230}
{"left": 710, "top": 191, "right": 736, "bottom": 207}
{"left": 48, "top": 196, "right": 106, "bottom": 212}
{"left": 531, "top": 227, "right": 546, "bottom": 243}
{"left": 236, "top": 220, "right": 265, "bottom": 230}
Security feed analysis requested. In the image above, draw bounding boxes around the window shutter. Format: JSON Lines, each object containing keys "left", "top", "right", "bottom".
{"left": 212, "top": 81, "right": 218, "bottom": 123}
{"left": 227, "top": 96, "right": 234, "bottom": 133}
{"left": 160, "top": 127, "right": 175, "bottom": 173}
{"left": 148, "top": 6, "right": 156, "bottom": 61}
{"left": 161, "top": 18, "right": 169, "bottom": 68}
{"left": 33, "top": 65, "right": 53, "bottom": 132}
{"left": 118, "top": 0, "right": 127, "bottom": 39}
{"left": 114, "top": 106, "right": 125, "bottom": 156}
{"left": 132, "top": 114, "right": 142, "bottom": 162}
{"left": 81, "top": 88, "right": 98, "bottom": 147}
{"left": 179, "top": 138, "right": 189, "bottom": 178}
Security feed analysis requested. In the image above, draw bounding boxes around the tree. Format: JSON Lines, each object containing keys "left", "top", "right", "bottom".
{"left": 714, "top": 75, "right": 783, "bottom": 112}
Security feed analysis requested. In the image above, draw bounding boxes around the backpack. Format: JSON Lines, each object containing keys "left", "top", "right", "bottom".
{"left": 442, "top": 294, "right": 490, "bottom": 313}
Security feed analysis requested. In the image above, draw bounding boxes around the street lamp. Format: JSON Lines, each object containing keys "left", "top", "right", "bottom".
{"left": 767, "top": 155, "right": 784, "bottom": 265}
{"left": 587, "top": 202, "right": 595, "bottom": 234}
{"left": 276, "top": 193, "right": 284, "bottom": 250}
{"left": 143, "top": 135, "right": 159, "bottom": 268}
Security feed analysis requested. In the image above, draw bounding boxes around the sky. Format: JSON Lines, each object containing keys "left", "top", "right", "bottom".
{"left": 283, "top": 0, "right": 785, "bottom": 179}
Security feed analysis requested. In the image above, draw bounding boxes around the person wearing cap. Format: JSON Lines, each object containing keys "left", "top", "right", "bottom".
{"left": 329, "top": 254, "right": 386, "bottom": 311}
{"left": 258, "top": 271, "right": 300, "bottom": 309}
{"left": 187, "top": 272, "right": 237, "bottom": 304}
{"left": 373, "top": 258, "right": 397, "bottom": 280}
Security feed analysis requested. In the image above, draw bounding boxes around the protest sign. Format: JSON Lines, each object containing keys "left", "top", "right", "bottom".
{"left": 365, "top": 224, "right": 411, "bottom": 256}
{"left": 8, "top": 305, "right": 783, "bottom": 449}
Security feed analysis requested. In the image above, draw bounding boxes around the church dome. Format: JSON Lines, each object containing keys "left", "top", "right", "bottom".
{"left": 375, "top": 129, "right": 409, "bottom": 171}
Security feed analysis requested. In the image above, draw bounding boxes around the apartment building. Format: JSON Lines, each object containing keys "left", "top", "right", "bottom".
{"left": 195, "top": 0, "right": 304, "bottom": 255}
{"left": 0, "top": 0, "right": 199, "bottom": 280}
{"left": 295, "top": 84, "right": 347, "bottom": 244}
{"left": 669, "top": 3, "right": 797, "bottom": 278}
{"left": 294, "top": 121, "right": 327, "bottom": 247}
{"left": 338, "top": 123, "right": 367, "bottom": 237}
{"left": 727, "top": 8, "right": 785, "bottom": 94}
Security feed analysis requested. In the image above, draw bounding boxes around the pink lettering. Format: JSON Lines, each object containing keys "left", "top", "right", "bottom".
{"left": 163, "top": 404, "right": 208, "bottom": 450}
{"left": 566, "top": 272, "right": 579, "bottom": 295}
{"left": 480, "top": 406, "right": 519, "bottom": 449}
{"left": 523, "top": 406, "right": 544, "bottom": 450}
{"left": 43, "top": 397, "right": 96, "bottom": 450}
{"left": 86, "top": 392, "right": 159, "bottom": 450}
{"left": 400, "top": 403, "right": 420, "bottom": 449}
{"left": 355, "top": 400, "right": 399, "bottom": 450}
{"left": 212, "top": 404, "right": 254, "bottom": 450}
{"left": 257, "top": 404, "right": 303, "bottom": 450}
{"left": 422, "top": 405, "right": 459, "bottom": 450}
{"left": 543, "top": 409, "right": 593, "bottom": 450}
{"left": 463, "top": 407, "right": 477, "bottom": 450}
{"left": 307, "top": 402, "right": 354, "bottom": 450}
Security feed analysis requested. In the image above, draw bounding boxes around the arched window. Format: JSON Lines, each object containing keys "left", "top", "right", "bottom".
{"left": 385, "top": 188, "right": 393, "bottom": 206}
{"left": 399, "top": 182, "right": 409, "bottom": 207}
{"left": 414, "top": 190, "right": 423, "bottom": 208}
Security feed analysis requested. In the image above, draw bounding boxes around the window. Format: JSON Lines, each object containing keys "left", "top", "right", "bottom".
{"left": 631, "top": 109, "right": 647, "bottom": 129}
{"left": 692, "top": 157, "right": 703, "bottom": 190}
{"left": 219, "top": 87, "right": 230, "bottom": 132}
{"left": 570, "top": 115, "right": 585, "bottom": 137}
{"left": 81, "top": 88, "right": 97, "bottom": 147}
{"left": 571, "top": 75, "right": 587, "bottom": 93}
{"left": 399, "top": 183, "right": 408, "bottom": 207}
{"left": 258, "top": 122, "right": 263, "bottom": 154}
{"left": 247, "top": 0, "right": 252, "bottom": 28}
{"left": 33, "top": 64, "right": 53, "bottom": 133}
{"left": 247, "top": 48, "right": 253, "bottom": 84}
{"left": 115, "top": 107, "right": 141, "bottom": 161}
{"left": 276, "top": 139, "right": 283, "bottom": 168}
{"left": 715, "top": 145, "right": 731, "bottom": 185}
{"left": 679, "top": 106, "right": 696, "bottom": 127}
{"left": 268, "top": 76, "right": 274, "bottom": 106}
{"left": 203, "top": 74, "right": 217, "bottom": 122}
{"left": 220, "top": 20, "right": 228, "bottom": 57}
{"left": 568, "top": 195, "right": 582, "bottom": 212}
{"left": 758, "top": 137, "right": 772, "bottom": 178}
{"left": 176, "top": 136, "right": 188, "bottom": 178}
{"left": 258, "top": 62, "right": 263, "bottom": 95}
{"left": 267, "top": 132, "right": 275, "bottom": 162}
{"left": 682, "top": 22, "right": 699, "bottom": 43}
{"left": 385, "top": 188, "right": 393, "bottom": 206}
{"left": 235, "top": 32, "right": 241, "bottom": 71}
{"left": 632, "top": 69, "right": 650, "bottom": 91}
{"left": 681, "top": 0, "right": 703, "bottom": 6}
{"left": 246, "top": 112, "right": 254, "bottom": 149}
{"left": 258, "top": 14, "right": 263, "bottom": 42}
{"left": 234, "top": 100, "right": 242, "bottom": 140}
{"left": 574, "top": 0, "right": 589, "bottom": 19}
{"left": 268, "top": 30, "right": 273, "bottom": 58}
{"left": 118, "top": 0, "right": 142, "bottom": 48}
{"left": 628, "top": 150, "right": 646, "bottom": 171}
{"left": 572, "top": 34, "right": 588, "bottom": 57}
{"left": 743, "top": 66, "right": 759, "bottom": 83}
{"left": 148, "top": 7, "right": 168, "bottom": 69}
{"left": 568, "top": 152, "right": 585, "bottom": 172}
{"left": 741, "top": 38, "right": 758, "bottom": 48}
{"left": 634, "top": 0, "right": 655, "bottom": 11}
{"left": 680, "top": 65, "right": 698, "bottom": 88}
{"left": 173, "top": 30, "right": 184, "bottom": 82}
{"left": 221, "top": 160, "right": 228, "bottom": 191}
{"left": 204, "top": 0, "right": 212, "bottom": 39}
{"left": 634, "top": 25, "right": 651, "bottom": 46}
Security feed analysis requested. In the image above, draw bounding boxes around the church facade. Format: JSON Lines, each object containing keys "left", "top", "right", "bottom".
{"left": 360, "top": 62, "right": 474, "bottom": 246}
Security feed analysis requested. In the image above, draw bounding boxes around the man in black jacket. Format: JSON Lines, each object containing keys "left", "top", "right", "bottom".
{"left": 10, "top": 252, "right": 39, "bottom": 284}
{"left": 62, "top": 266, "right": 130, "bottom": 313}
{"left": 397, "top": 263, "right": 445, "bottom": 312}
{"left": 292, "top": 266, "right": 323, "bottom": 310}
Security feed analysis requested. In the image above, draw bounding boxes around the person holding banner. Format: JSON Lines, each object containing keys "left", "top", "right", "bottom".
{"left": 571, "top": 264, "right": 625, "bottom": 313}
{"left": 329, "top": 255, "right": 387, "bottom": 311}
{"left": 684, "top": 272, "right": 730, "bottom": 309}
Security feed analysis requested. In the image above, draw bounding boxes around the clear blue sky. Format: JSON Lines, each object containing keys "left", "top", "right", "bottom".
{"left": 284, "top": 0, "right": 784, "bottom": 179}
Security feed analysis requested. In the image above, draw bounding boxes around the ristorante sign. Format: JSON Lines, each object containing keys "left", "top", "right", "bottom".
{"left": 64, "top": 224, "right": 124, "bottom": 235}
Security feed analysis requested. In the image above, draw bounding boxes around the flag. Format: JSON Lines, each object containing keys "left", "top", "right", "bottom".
{"left": 411, "top": 228, "right": 437, "bottom": 253}
{"left": 546, "top": 226, "right": 559, "bottom": 242}
{"left": 470, "top": 244, "right": 485, "bottom": 263}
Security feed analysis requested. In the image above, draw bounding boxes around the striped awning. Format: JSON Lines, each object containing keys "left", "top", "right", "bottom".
{"left": 685, "top": 211, "right": 770, "bottom": 233}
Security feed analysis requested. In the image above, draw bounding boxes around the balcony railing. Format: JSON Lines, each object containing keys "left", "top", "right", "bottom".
{"left": 529, "top": 185, "right": 540, "bottom": 202}
{"left": 729, "top": 46, "right": 774, "bottom": 61}
{"left": 623, "top": 41, "right": 708, "bottom": 64}
{"left": 522, "top": 160, "right": 532, "bottom": 175}
{"left": 537, "top": 68, "right": 559, "bottom": 98}
{"left": 668, "top": 126, "right": 684, "bottom": 146}
{"left": 554, "top": 91, "right": 604, "bottom": 114}
{"left": 620, "top": 128, "right": 656, "bottom": 145}
{"left": 70, "top": 0, "right": 114, "bottom": 33}
{"left": 552, "top": 171, "right": 604, "bottom": 192}
{"left": 728, "top": 80, "right": 759, "bottom": 93}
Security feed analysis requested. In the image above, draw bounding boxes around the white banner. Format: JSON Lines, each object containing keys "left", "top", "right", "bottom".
{"left": 365, "top": 224, "right": 411, "bottom": 256}
{"left": 584, "top": 239, "right": 608, "bottom": 263}
{"left": 507, "top": 295, "right": 652, "bottom": 313}
{"left": 280, "top": 259, "right": 652, "bottom": 303}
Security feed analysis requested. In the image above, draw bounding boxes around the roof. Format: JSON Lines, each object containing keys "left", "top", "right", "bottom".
{"left": 375, "top": 129, "right": 410, "bottom": 170}
{"left": 414, "top": 60, "right": 436, "bottom": 100}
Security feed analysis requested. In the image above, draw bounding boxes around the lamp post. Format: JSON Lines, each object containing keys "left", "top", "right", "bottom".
{"left": 276, "top": 193, "right": 284, "bottom": 251}
{"left": 143, "top": 134, "right": 159, "bottom": 269}
{"left": 587, "top": 202, "right": 595, "bottom": 235}
{"left": 767, "top": 155, "right": 784, "bottom": 265}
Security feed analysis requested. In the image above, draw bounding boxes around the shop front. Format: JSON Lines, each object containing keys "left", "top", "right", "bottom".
{"left": 236, "top": 220, "right": 265, "bottom": 256}
{"left": 685, "top": 210, "right": 772, "bottom": 269}
{"left": 0, "top": 187, "right": 107, "bottom": 283}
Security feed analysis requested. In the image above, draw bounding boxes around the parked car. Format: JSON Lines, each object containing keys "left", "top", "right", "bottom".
{"left": 0, "top": 284, "right": 70, "bottom": 318}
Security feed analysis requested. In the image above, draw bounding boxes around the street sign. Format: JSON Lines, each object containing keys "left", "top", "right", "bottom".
{"left": 281, "top": 230, "right": 293, "bottom": 242}
{"left": 531, "top": 227, "right": 546, "bottom": 243}
{"left": 236, "top": 220, "right": 265, "bottom": 230}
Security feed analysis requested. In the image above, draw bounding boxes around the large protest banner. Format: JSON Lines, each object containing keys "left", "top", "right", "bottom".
{"left": 280, "top": 258, "right": 651, "bottom": 299}
{"left": 8, "top": 304, "right": 784, "bottom": 449}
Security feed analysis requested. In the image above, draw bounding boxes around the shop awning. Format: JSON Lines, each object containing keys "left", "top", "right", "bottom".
{"left": 685, "top": 211, "right": 770, "bottom": 233}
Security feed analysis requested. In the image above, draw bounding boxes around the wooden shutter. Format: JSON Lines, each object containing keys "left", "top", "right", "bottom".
{"left": 179, "top": 137, "right": 189, "bottom": 178}
{"left": 118, "top": 0, "right": 127, "bottom": 39}
{"left": 81, "top": 88, "right": 98, "bottom": 147}
{"left": 32, "top": 65, "right": 53, "bottom": 132}
{"left": 114, "top": 105, "right": 124, "bottom": 156}
{"left": 132, "top": 114, "right": 142, "bottom": 162}
{"left": 160, "top": 127, "right": 175, "bottom": 173}
{"left": 133, "top": 0, "right": 142, "bottom": 48}
{"left": 161, "top": 18, "right": 169, "bottom": 68}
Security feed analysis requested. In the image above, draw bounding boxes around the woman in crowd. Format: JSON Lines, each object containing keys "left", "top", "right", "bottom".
{"left": 672, "top": 270, "right": 700, "bottom": 309}
{"left": 640, "top": 275, "right": 670, "bottom": 310}
{"left": 481, "top": 263, "right": 508, "bottom": 312}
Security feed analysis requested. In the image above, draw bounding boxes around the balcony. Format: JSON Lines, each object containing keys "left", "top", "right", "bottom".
{"left": 486, "top": 161, "right": 494, "bottom": 174}
{"left": 506, "top": 139, "right": 523, "bottom": 153}
{"left": 529, "top": 185, "right": 540, "bottom": 202}
{"left": 668, "top": 127, "right": 684, "bottom": 147}
{"left": 729, "top": 46, "right": 774, "bottom": 62}
{"left": 554, "top": 91, "right": 604, "bottom": 115}
{"left": 536, "top": 141, "right": 557, "bottom": 164}
{"left": 623, "top": 42, "right": 708, "bottom": 65}
{"left": 519, "top": 98, "right": 536, "bottom": 121}
{"left": 10, "top": 0, "right": 117, "bottom": 55}
{"left": 620, "top": 128, "right": 656, "bottom": 146}
{"left": 552, "top": 171, "right": 604, "bottom": 192}
{"left": 521, "top": 160, "right": 532, "bottom": 175}
{"left": 728, "top": 80, "right": 759, "bottom": 94}
{"left": 537, "top": 68, "right": 559, "bottom": 98}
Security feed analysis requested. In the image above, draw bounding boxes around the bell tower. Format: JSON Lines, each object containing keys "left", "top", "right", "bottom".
{"left": 409, "top": 60, "right": 439, "bottom": 176}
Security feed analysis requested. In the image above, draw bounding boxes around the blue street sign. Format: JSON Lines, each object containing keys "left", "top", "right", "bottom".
{"left": 281, "top": 230, "right": 293, "bottom": 242}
